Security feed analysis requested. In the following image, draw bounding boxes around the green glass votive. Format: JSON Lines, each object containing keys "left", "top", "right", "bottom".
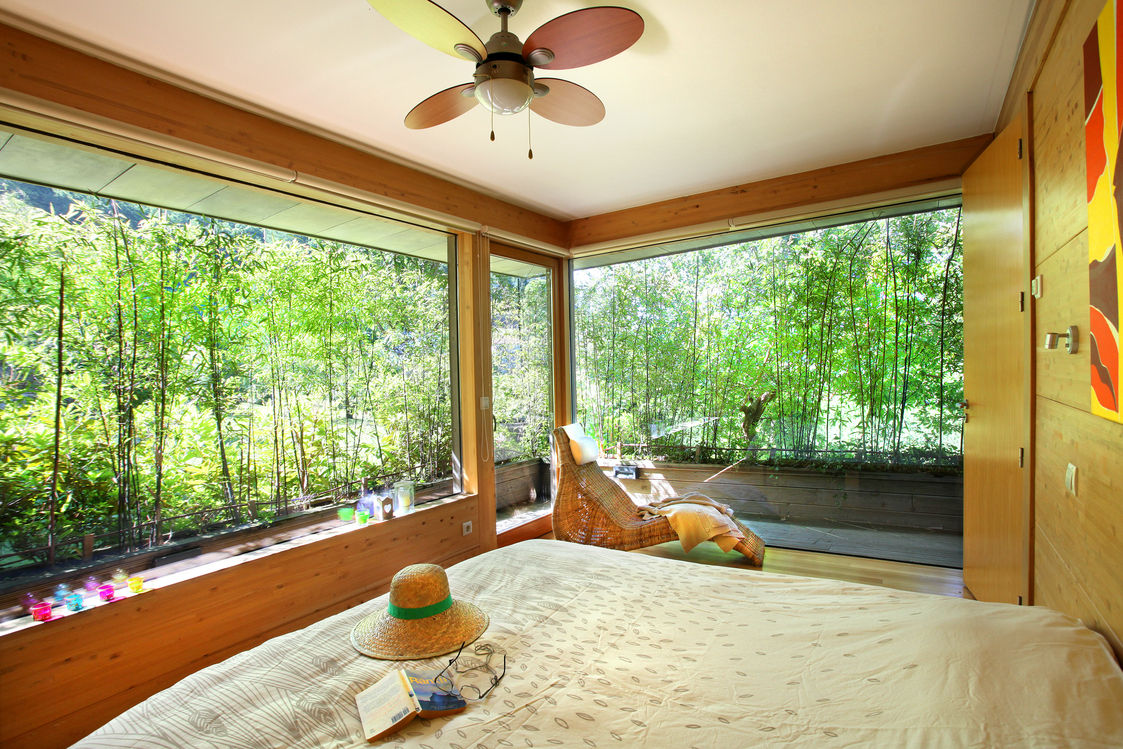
{"left": 338, "top": 507, "right": 355, "bottom": 522}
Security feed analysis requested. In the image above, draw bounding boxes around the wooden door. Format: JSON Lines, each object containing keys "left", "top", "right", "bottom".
{"left": 961, "top": 113, "right": 1030, "bottom": 604}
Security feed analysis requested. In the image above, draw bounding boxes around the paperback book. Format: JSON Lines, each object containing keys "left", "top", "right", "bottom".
{"left": 356, "top": 669, "right": 467, "bottom": 741}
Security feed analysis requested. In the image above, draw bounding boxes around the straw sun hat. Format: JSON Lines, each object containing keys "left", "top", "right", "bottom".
{"left": 351, "top": 563, "right": 488, "bottom": 660}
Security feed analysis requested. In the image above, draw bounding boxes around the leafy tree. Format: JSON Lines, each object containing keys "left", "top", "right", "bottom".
{"left": 573, "top": 208, "right": 964, "bottom": 468}
{"left": 0, "top": 179, "right": 453, "bottom": 569}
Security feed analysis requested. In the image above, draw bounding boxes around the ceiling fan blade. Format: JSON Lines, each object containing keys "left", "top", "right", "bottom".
{"left": 523, "top": 7, "right": 643, "bottom": 70}
{"left": 529, "top": 79, "right": 605, "bottom": 126}
{"left": 405, "top": 83, "right": 478, "bottom": 129}
{"left": 367, "top": 0, "right": 486, "bottom": 61}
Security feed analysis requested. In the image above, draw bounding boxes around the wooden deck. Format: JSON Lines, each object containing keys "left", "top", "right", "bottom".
{"left": 533, "top": 529, "right": 966, "bottom": 598}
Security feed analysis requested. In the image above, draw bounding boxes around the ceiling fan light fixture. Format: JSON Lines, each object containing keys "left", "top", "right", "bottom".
{"left": 474, "top": 77, "right": 533, "bottom": 114}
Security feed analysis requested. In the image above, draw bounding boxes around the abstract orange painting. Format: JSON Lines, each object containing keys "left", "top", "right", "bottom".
{"left": 1084, "top": 0, "right": 1123, "bottom": 423}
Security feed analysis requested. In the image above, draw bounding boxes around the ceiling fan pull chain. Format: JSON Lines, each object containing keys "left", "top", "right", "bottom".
{"left": 527, "top": 111, "right": 534, "bottom": 159}
{"left": 490, "top": 76, "right": 496, "bottom": 142}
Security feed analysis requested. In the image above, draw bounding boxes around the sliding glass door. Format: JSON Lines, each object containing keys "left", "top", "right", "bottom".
{"left": 490, "top": 250, "right": 555, "bottom": 532}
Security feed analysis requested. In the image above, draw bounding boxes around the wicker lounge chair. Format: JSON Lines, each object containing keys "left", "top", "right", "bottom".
{"left": 550, "top": 426, "right": 765, "bottom": 565}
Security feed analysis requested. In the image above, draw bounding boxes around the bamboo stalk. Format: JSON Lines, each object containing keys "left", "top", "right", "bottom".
{"left": 48, "top": 263, "right": 65, "bottom": 566}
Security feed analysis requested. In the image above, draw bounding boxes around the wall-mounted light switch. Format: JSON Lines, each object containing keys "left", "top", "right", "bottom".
{"left": 1065, "top": 463, "right": 1077, "bottom": 495}
{"left": 462, "top": 520, "right": 473, "bottom": 536}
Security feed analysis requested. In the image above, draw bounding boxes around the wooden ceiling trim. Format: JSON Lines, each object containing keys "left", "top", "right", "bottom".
{"left": 0, "top": 23, "right": 568, "bottom": 247}
{"left": 567, "top": 134, "right": 994, "bottom": 248}
{"left": 996, "top": 0, "right": 1070, "bottom": 133}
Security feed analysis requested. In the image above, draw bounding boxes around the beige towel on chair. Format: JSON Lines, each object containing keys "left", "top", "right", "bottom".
{"left": 640, "top": 495, "right": 745, "bottom": 553}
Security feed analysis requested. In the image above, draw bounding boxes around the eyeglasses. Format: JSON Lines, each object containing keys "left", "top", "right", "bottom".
{"left": 434, "top": 642, "right": 506, "bottom": 701}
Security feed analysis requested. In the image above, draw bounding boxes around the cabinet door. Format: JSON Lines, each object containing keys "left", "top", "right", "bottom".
{"left": 961, "top": 112, "right": 1030, "bottom": 604}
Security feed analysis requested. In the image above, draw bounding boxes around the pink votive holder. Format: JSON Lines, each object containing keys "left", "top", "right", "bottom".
{"left": 127, "top": 576, "right": 144, "bottom": 594}
{"left": 98, "top": 584, "right": 116, "bottom": 602}
{"left": 31, "top": 602, "right": 52, "bottom": 621}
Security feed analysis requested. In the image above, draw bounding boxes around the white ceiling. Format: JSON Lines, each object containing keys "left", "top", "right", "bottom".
{"left": 0, "top": 0, "right": 1033, "bottom": 221}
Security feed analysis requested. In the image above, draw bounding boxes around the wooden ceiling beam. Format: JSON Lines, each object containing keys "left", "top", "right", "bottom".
{"left": 567, "top": 134, "right": 994, "bottom": 249}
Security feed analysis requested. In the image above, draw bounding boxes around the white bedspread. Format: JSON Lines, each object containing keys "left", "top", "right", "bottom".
{"left": 77, "top": 539, "right": 1123, "bottom": 748}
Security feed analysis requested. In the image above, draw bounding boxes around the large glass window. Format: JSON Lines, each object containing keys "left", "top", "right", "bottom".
{"left": 573, "top": 206, "right": 964, "bottom": 467}
{"left": 0, "top": 150, "right": 454, "bottom": 574}
{"left": 490, "top": 252, "right": 554, "bottom": 532}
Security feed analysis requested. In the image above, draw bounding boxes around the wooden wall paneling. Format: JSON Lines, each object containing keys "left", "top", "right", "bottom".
{"left": 1035, "top": 229, "right": 1092, "bottom": 408}
{"left": 1023, "top": 0, "right": 1123, "bottom": 661}
{"left": 0, "top": 24, "right": 568, "bottom": 248}
{"left": 1034, "top": 398, "right": 1122, "bottom": 654}
{"left": 961, "top": 112, "right": 1029, "bottom": 605}
{"left": 1031, "top": 0, "right": 1104, "bottom": 263}
{"left": 997, "top": 0, "right": 1071, "bottom": 133}
{"left": 1034, "top": 532, "right": 1117, "bottom": 649}
{"left": 567, "top": 136, "right": 991, "bottom": 248}
{"left": 0, "top": 498, "right": 479, "bottom": 748}
{"left": 456, "top": 232, "right": 497, "bottom": 552}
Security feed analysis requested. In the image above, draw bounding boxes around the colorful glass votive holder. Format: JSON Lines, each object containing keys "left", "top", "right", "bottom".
{"left": 20, "top": 592, "right": 39, "bottom": 614}
{"left": 338, "top": 507, "right": 354, "bottom": 522}
{"left": 84, "top": 575, "right": 100, "bottom": 592}
{"left": 111, "top": 569, "right": 128, "bottom": 588}
{"left": 31, "top": 602, "right": 52, "bottom": 621}
{"left": 54, "top": 583, "right": 72, "bottom": 604}
{"left": 98, "top": 584, "right": 116, "bottom": 602}
{"left": 127, "top": 576, "right": 144, "bottom": 594}
{"left": 356, "top": 511, "right": 370, "bottom": 525}
{"left": 65, "top": 592, "right": 85, "bottom": 612}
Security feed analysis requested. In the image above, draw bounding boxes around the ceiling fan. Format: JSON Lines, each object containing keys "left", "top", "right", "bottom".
{"left": 367, "top": 0, "right": 643, "bottom": 151}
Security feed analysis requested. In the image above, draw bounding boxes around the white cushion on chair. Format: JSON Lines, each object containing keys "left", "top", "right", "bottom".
{"left": 560, "top": 423, "right": 601, "bottom": 465}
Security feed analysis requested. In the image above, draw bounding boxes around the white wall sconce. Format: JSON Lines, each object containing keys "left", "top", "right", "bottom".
{"left": 1044, "top": 325, "right": 1079, "bottom": 354}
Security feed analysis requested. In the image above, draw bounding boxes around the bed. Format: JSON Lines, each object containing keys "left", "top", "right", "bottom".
{"left": 76, "top": 539, "right": 1123, "bottom": 747}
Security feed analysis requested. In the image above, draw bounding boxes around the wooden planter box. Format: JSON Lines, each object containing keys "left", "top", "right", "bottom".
{"left": 495, "top": 458, "right": 550, "bottom": 510}
{"left": 602, "top": 461, "right": 962, "bottom": 533}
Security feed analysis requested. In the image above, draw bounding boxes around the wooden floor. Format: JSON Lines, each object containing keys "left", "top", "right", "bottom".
{"left": 744, "top": 517, "right": 962, "bottom": 568}
{"left": 538, "top": 532, "right": 967, "bottom": 598}
{"left": 633, "top": 542, "right": 968, "bottom": 597}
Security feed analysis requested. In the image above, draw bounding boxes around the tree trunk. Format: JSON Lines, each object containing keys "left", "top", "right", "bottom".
{"left": 206, "top": 228, "right": 236, "bottom": 513}
{"left": 48, "top": 264, "right": 65, "bottom": 566}
{"left": 937, "top": 209, "right": 962, "bottom": 453}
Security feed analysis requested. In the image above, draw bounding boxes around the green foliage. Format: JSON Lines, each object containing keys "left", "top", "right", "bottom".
{"left": 491, "top": 270, "right": 553, "bottom": 463}
{"left": 574, "top": 208, "right": 964, "bottom": 468}
{"left": 0, "top": 180, "right": 453, "bottom": 568}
